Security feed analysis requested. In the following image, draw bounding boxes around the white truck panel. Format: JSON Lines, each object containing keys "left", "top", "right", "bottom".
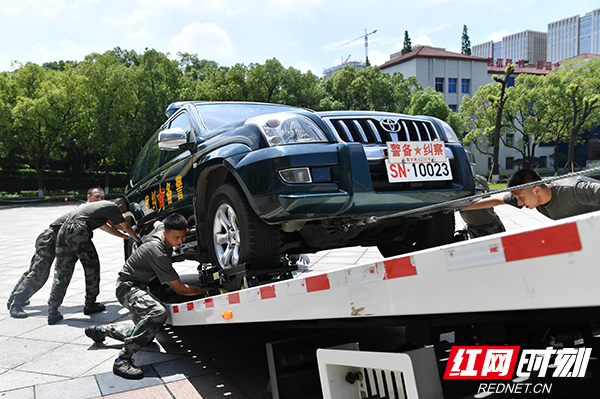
{"left": 167, "top": 210, "right": 600, "bottom": 326}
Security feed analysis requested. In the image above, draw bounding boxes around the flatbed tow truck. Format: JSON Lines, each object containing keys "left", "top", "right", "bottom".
{"left": 162, "top": 169, "right": 600, "bottom": 398}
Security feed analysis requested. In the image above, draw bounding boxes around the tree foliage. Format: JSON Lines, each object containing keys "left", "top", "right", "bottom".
{"left": 461, "top": 25, "right": 471, "bottom": 56}
{"left": 402, "top": 31, "right": 412, "bottom": 55}
{"left": 461, "top": 59, "right": 600, "bottom": 173}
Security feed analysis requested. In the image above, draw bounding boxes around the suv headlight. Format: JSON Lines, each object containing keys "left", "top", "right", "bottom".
{"left": 246, "top": 113, "right": 329, "bottom": 146}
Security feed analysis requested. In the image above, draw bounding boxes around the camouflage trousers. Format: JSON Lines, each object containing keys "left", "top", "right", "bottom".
{"left": 467, "top": 216, "right": 506, "bottom": 239}
{"left": 9, "top": 228, "right": 57, "bottom": 306}
{"left": 99, "top": 280, "right": 167, "bottom": 359}
{"left": 47, "top": 222, "right": 100, "bottom": 314}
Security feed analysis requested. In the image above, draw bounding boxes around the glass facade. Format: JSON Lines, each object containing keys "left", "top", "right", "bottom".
{"left": 461, "top": 79, "right": 470, "bottom": 93}
{"left": 448, "top": 78, "right": 457, "bottom": 93}
{"left": 435, "top": 77, "right": 444, "bottom": 92}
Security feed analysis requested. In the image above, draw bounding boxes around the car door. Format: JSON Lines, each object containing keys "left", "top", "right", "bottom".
{"left": 143, "top": 110, "right": 195, "bottom": 222}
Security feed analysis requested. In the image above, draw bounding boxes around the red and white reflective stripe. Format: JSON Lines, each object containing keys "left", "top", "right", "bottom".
{"left": 247, "top": 285, "right": 277, "bottom": 302}
{"left": 502, "top": 222, "right": 581, "bottom": 262}
{"left": 445, "top": 222, "right": 582, "bottom": 271}
{"left": 287, "top": 274, "right": 331, "bottom": 295}
{"left": 171, "top": 257, "right": 418, "bottom": 314}
{"left": 383, "top": 256, "right": 417, "bottom": 279}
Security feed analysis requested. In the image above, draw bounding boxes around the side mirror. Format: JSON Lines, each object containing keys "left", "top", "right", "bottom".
{"left": 158, "top": 127, "right": 188, "bottom": 150}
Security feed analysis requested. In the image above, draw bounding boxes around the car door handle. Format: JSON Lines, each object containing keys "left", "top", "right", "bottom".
{"left": 155, "top": 173, "right": 164, "bottom": 181}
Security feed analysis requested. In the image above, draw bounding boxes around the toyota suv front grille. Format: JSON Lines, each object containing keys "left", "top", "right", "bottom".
{"left": 323, "top": 117, "right": 441, "bottom": 144}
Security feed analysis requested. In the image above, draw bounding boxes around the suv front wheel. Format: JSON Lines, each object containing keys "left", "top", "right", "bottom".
{"left": 207, "top": 183, "right": 280, "bottom": 271}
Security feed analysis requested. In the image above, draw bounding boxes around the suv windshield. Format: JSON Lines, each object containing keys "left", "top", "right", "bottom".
{"left": 195, "top": 103, "right": 302, "bottom": 130}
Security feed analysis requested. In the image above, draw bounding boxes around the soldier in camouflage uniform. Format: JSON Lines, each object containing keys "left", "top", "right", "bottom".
{"left": 85, "top": 213, "right": 206, "bottom": 380}
{"left": 7, "top": 187, "right": 105, "bottom": 318}
{"left": 47, "top": 196, "right": 139, "bottom": 325}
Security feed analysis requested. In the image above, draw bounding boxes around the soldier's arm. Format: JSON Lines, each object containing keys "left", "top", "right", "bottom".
{"left": 462, "top": 195, "right": 506, "bottom": 211}
{"left": 99, "top": 223, "right": 128, "bottom": 239}
{"left": 116, "top": 221, "right": 140, "bottom": 243}
{"left": 168, "top": 279, "right": 207, "bottom": 296}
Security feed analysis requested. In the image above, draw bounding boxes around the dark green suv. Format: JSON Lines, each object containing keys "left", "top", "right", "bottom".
{"left": 125, "top": 101, "right": 474, "bottom": 272}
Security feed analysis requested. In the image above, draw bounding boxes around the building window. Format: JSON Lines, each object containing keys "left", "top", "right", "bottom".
{"left": 506, "top": 134, "right": 514, "bottom": 147}
{"left": 448, "top": 105, "right": 457, "bottom": 112}
{"left": 435, "top": 77, "right": 444, "bottom": 92}
{"left": 537, "top": 156, "right": 547, "bottom": 168}
{"left": 461, "top": 79, "right": 470, "bottom": 93}
{"left": 506, "top": 157, "right": 515, "bottom": 170}
{"left": 448, "top": 78, "right": 457, "bottom": 93}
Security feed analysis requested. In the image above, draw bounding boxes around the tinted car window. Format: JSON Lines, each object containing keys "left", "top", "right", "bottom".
{"left": 147, "top": 136, "right": 161, "bottom": 173}
{"left": 195, "top": 103, "right": 300, "bottom": 130}
{"left": 130, "top": 147, "right": 146, "bottom": 184}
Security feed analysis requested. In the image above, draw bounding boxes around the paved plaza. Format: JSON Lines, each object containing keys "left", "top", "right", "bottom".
{"left": 0, "top": 201, "right": 550, "bottom": 398}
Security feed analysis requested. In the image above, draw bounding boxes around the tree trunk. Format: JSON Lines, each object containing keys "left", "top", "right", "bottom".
{"left": 104, "top": 158, "right": 110, "bottom": 194}
{"left": 566, "top": 123, "right": 578, "bottom": 172}
{"left": 492, "top": 115, "right": 501, "bottom": 181}
{"left": 35, "top": 162, "right": 44, "bottom": 198}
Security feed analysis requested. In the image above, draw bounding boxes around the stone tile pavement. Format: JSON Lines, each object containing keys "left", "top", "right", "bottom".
{"left": 0, "top": 201, "right": 550, "bottom": 398}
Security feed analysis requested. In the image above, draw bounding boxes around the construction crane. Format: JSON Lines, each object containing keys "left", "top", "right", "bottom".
{"left": 338, "top": 29, "right": 377, "bottom": 64}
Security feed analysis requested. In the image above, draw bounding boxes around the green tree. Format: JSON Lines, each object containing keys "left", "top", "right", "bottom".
{"left": 361, "top": 66, "right": 398, "bottom": 112}
{"left": 389, "top": 72, "right": 422, "bottom": 114}
{"left": 42, "top": 60, "right": 79, "bottom": 71}
{"left": 504, "top": 74, "right": 560, "bottom": 168}
{"left": 132, "top": 49, "right": 182, "bottom": 159}
{"left": 401, "top": 30, "right": 412, "bottom": 55}
{"left": 489, "top": 64, "right": 514, "bottom": 179}
{"left": 460, "top": 77, "right": 514, "bottom": 176}
{"left": 246, "top": 58, "right": 286, "bottom": 103}
{"left": 77, "top": 49, "right": 139, "bottom": 192}
{"left": 324, "top": 65, "right": 368, "bottom": 110}
{"left": 3, "top": 63, "right": 86, "bottom": 196}
{"left": 278, "top": 67, "right": 325, "bottom": 109}
{"left": 217, "top": 63, "right": 249, "bottom": 101}
{"left": 551, "top": 60, "right": 600, "bottom": 171}
{"left": 409, "top": 87, "right": 461, "bottom": 132}
{"left": 461, "top": 25, "right": 471, "bottom": 55}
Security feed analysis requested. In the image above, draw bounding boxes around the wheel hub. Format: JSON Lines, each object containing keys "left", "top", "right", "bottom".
{"left": 213, "top": 203, "right": 240, "bottom": 269}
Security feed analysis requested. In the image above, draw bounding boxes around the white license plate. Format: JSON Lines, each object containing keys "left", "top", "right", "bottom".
{"left": 385, "top": 160, "right": 453, "bottom": 183}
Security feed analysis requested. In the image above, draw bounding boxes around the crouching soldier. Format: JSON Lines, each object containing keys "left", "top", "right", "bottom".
{"left": 85, "top": 213, "right": 206, "bottom": 379}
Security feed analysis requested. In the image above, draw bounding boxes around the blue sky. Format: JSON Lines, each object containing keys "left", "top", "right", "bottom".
{"left": 1, "top": 0, "right": 598, "bottom": 76}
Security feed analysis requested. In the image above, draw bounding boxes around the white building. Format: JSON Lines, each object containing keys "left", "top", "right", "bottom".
{"left": 379, "top": 46, "right": 555, "bottom": 175}
{"left": 378, "top": 46, "right": 489, "bottom": 111}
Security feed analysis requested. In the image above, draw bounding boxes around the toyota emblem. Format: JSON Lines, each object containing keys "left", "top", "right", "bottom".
{"left": 380, "top": 118, "right": 401, "bottom": 133}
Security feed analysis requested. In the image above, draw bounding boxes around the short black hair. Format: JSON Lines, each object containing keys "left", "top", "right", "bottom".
{"left": 114, "top": 195, "right": 130, "bottom": 211}
{"left": 507, "top": 168, "right": 543, "bottom": 188}
{"left": 163, "top": 213, "right": 187, "bottom": 232}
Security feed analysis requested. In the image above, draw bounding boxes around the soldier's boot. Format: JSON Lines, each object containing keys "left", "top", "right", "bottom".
{"left": 48, "top": 312, "right": 63, "bottom": 325}
{"left": 113, "top": 357, "right": 144, "bottom": 379}
{"left": 83, "top": 302, "right": 106, "bottom": 315}
{"left": 85, "top": 326, "right": 106, "bottom": 343}
{"left": 9, "top": 304, "right": 28, "bottom": 319}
